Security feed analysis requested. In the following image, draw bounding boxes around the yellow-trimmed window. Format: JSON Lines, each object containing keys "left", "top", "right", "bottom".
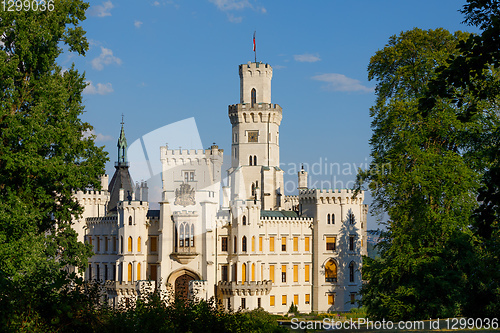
{"left": 270, "top": 295, "right": 275, "bottom": 306}
{"left": 305, "top": 294, "right": 310, "bottom": 304}
{"left": 293, "top": 265, "right": 298, "bottom": 282}
{"left": 305, "top": 264, "right": 310, "bottom": 282}
{"left": 305, "top": 237, "right": 310, "bottom": 251}
{"left": 137, "top": 262, "right": 141, "bottom": 280}
{"left": 251, "top": 263, "right": 255, "bottom": 281}
{"left": 326, "top": 236, "right": 336, "bottom": 251}
{"left": 294, "top": 294, "right": 298, "bottom": 305}
{"left": 138, "top": 237, "right": 141, "bottom": 252}
{"left": 281, "top": 236, "right": 286, "bottom": 251}
{"left": 128, "top": 236, "right": 132, "bottom": 252}
{"left": 251, "top": 236, "right": 255, "bottom": 252}
{"left": 328, "top": 294, "right": 334, "bottom": 305}
{"left": 270, "top": 237, "right": 275, "bottom": 252}
{"left": 242, "top": 263, "right": 247, "bottom": 283}
{"left": 127, "top": 263, "right": 132, "bottom": 282}
{"left": 293, "top": 236, "right": 298, "bottom": 252}
{"left": 282, "top": 295, "right": 287, "bottom": 305}
{"left": 269, "top": 265, "right": 275, "bottom": 283}
{"left": 259, "top": 236, "right": 263, "bottom": 252}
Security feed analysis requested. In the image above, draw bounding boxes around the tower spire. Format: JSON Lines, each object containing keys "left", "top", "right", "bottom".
{"left": 117, "top": 115, "right": 127, "bottom": 165}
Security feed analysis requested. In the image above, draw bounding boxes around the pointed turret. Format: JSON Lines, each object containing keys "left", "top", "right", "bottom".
{"left": 108, "top": 118, "right": 134, "bottom": 213}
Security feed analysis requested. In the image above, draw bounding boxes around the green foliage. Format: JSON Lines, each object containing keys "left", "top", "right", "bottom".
{"left": 356, "top": 27, "right": 497, "bottom": 321}
{"left": 0, "top": 0, "right": 108, "bottom": 329}
{"left": 418, "top": 0, "right": 500, "bottom": 318}
{"left": 288, "top": 302, "right": 298, "bottom": 314}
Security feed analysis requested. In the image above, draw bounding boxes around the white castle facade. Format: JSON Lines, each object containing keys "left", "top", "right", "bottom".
{"left": 73, "top": 61, "right": 368, "bottom": 314}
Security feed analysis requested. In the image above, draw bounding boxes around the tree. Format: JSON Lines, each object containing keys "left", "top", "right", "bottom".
{"left": 356, "top": 28, "right": 497, "bottom": 320}
{"left": 0, "top": 1, "right": 108, "bottom": 329}
{"left": 419, "top": 0, "right": 500, "bottom": 317}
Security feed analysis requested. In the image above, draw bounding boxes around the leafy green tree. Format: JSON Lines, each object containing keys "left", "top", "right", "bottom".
{"left": 419, "top": 0, "right": 500, "bottom": 317}
{"left": 356, "top": 28, "right": 496, "bottom": 320}
{"left": 0, "top": 1, "right": 108, "bottom": 329}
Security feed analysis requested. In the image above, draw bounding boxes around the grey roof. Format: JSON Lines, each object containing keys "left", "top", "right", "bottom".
{"left": 260, "top": 210, "right": 299, "bottom": 218}
{"left": 147, "top": 210, "right": 160, "bottom": 218}
{"left": 107, "top": 165, "right": 134, "bottom": 213}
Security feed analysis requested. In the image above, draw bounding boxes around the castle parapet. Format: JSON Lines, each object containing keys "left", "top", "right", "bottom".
{"left": 218, "top": 280, "right": 272, "bottom": 296}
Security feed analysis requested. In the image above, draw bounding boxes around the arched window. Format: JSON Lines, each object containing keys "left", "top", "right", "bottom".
{"left": 251, "top": 263, "right": 255, "bottom": 281}
{"left": 325, "top": 259, "right": 337, "bottom": 283}
{"left": 331, "top": 214, "right": 335, "bottom": 224}
{"left": 327, "top": 214, "right": 330, "bottom": 224}
{"left": 179, "top": 223, "right": 184, "bottom": 247}
{"left": 242, "top": 263, "right": 247, "bottom": 283}
{"left": 242, "top": 215, "right": 247, "bottom": 225}
{"left": 234, "top": 236, "right": 237, "bottom": 254}
{"left": 349, "top": 262, "right": 355, "bottom": 283}
{"left": 129, "top": 216, "right": 132, "bottom": 225}
{"left": 137, "top": 237, "right": 141, "bottom": 252}
{"left": 137, "top": 262, "right": 141, "bottom": 281}
{"left": 190, "top": 224, "right": 195, "bottom": 247}
{"left": 253, "top": 155, "right": 257, "bottom": 165}
{"left": 249, "top": 155, "right": 253, "bottom": 166}
{"left": 251, "top": 236, "right": 255, "bottom": 252}
{"left": 184, "top": 222, "right": 190, "bottom": 247}
{"left": 242, "top": 236, "right": 247, "bottom": 252}
{"left": 251, "top": 88, "right": 256, "bottom": 107}
{"left": 128, "top": 236, "right": 132, "bottom": 252}
{"left": 128, "top": 263, "right": 132, "bottom": 282}
{"left": 251, "top": 183, "right": 255, "bottom": 197}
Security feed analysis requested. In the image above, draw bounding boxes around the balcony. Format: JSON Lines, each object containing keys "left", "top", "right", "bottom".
{"left": 217, "top": 280, "right": 272, "bottom": 296}
{"left": 171, "top": 246, "right": 198, "bottom": 264}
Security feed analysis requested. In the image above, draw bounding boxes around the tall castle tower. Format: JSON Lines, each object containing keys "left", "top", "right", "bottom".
{"left": 228, "top": 62, "right": 284, "bottom": 210}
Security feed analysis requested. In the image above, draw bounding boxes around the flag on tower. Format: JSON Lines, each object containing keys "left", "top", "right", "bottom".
{"left": 253, "top": 31, "right": 256, "bottom": 52}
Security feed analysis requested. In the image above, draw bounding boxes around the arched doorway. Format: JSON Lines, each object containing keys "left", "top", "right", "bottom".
{"left": 175, "top": 274, "right": 195, "bottom": 300}
{"left": 167, "top": 269, "right": 201, "bottom": 301}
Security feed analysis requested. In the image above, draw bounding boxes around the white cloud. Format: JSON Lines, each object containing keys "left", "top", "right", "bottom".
{"left": 312, "top": 73, "right": 374, "bottom": 93}
{"left": 91, "top": 47, "right": 122, "bottom": 71}
{"left": 209, "top": 0, "right": 265, "bottom": 23}
{"left": 89, "top": 1, "right": 114, "bottom": 17}
{"left": 134, "top": 20, "right": 143, "bottom": 28}
{"left": 82, "top": 129, "right": 113, "bottom": 142}
{"left": 294, "top": 53, "right": 321, "bottom": 63}
{"left": 83, "top": 81, "right": 114, "bottom": 95}
{"left": 153, "top": 1, "right": 160, "bottom": 6}
{"left": 227, "top": 13, "right": 243, "bottom": 23}
{"left": 210, "top": 0, "right": 251, "bottom": 11}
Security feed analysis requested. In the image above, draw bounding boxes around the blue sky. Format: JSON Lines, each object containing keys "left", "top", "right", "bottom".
{"left": 69, "top": 0, "right": 479, "bottom": 229}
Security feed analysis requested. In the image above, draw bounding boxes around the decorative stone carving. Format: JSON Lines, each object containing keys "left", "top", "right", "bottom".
{"left": 175, "top": 183, "right": 196, "bottom": 206}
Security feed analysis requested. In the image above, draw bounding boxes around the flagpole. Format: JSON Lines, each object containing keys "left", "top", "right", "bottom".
{"left": 253, "top": 31, "right": 256, "bottom": 63}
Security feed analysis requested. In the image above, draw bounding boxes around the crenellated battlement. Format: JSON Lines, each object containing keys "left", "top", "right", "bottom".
{"left": 160, "top": 146, "right": 224, "bottom": 163}
{"left": 299, "top": 188, "right": 364, "bottom": 205}
{"left": 239, "top": 62, "right": 272, "bottom": 78}
{"left": 260, "top": 216, "right": 313, "bottom": 223}
{"left": 228, "top": 104, "right": 282, "bottom": 126}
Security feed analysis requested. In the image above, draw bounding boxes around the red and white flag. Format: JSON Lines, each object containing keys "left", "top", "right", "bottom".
{"left": 253, "top": 31, "right": 256, "bottom": 52}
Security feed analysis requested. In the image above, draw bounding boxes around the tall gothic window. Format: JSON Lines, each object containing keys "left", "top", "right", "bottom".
{"left": 349, "top": 262, "right": 355, "bottom": 283}
{"left": 251, "top": 88, "right": 256, "bottom": 107}
{"left": 249, "top": 155, "right": 253, "bottom": 166}
{"left": 242, "top": 236, "right": 247, "bottom": 252}
{"left": 253, "top": 155, "right": 257, "bottom": 165}
{"left": 325, "top": 259, "right": 337, "bottom": 282}
{"left": 242, "top": 215, "right": 247, "bottom": 225}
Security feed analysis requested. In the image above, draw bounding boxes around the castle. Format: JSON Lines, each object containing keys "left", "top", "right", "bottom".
{"left": 73, "top": 61, "right": 368, "bottom": 313}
